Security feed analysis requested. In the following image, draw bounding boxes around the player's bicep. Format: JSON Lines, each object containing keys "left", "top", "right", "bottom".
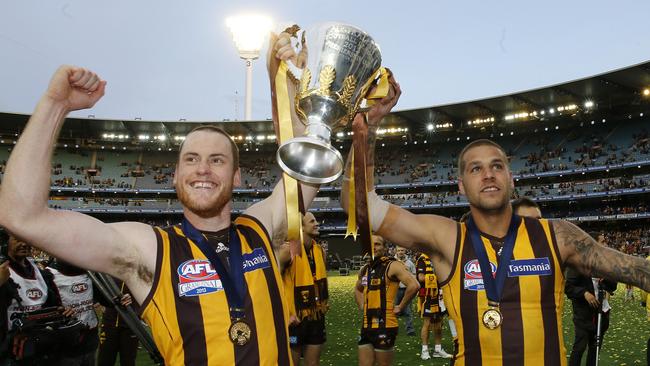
{"left": 15, "top": 209, "right": 150, "bottom": 279}
{"left": 378, "top": 206, "right": 453, "bottom": 251}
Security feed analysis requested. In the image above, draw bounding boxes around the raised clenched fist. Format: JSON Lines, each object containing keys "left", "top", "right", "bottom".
{"left": 44, "top": 65, "right": 106, "bottom": 112}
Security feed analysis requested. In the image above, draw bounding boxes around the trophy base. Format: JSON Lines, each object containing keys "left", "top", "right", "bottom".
{"left": 277, "top": 137, "right": 344, "bottom": 184}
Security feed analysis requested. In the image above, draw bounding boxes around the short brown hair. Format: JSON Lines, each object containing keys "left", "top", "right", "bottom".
{"left": 179, "top": 125, "right": 239, "bottom": 170}
{"left": 511, "top": 197, "right": 539, "bottom": 212}
{"left": 457, "top": 139, "right": 508, "bottom": 176}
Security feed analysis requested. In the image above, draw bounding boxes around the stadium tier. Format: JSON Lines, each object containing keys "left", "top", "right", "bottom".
{"left": 1, "top": 60, "right": 650, "bottom": 258}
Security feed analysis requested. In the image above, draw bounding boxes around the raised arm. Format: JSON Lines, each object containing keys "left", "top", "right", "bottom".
{"left": 553, "top": 219, "right": 650, "bottom": 292}
{"left": 339, "top": 74, "right": 456, "bottom": 254}
{"left": 0, "top": 67, "right": 155, "bottom": 292}
{"left": 245, "top": 31, "right": 318, "bottom": 245}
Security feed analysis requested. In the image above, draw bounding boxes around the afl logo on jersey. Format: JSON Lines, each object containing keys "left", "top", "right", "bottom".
{"left": 177, "top": 259, "right": 223, "bottom": 297}
{"left": 463, "top": 259, "right": 497, "bottom": 291}
{"left": 72, "top": 283, "right": 89, "bottom": 293}
{"left": 26, "top": 288, "right": 43, "bottom": 301}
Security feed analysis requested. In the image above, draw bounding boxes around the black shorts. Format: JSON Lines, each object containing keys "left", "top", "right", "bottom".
{"left": 419, "top": 296, "right": 445, "bottom": 319}
{"left": 289, "top": 317, "right": 326, "bottom": 348}
{"left": 358, "top": 328, "right": 398, "bottom": 350}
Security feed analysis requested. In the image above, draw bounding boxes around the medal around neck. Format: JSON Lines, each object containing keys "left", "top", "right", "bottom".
{"left": 229, "top": 319, "right": 252, "bottom": 346}
{"left": 466, "top": 215, "right": 521, "bottom": 330}
{"left": 482, "top": 306, "right": 503, "bottom": 330}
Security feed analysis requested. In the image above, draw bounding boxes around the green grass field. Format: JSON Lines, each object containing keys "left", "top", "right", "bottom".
{"left": 133, "top": 272, "right": 650, "bottom": 365}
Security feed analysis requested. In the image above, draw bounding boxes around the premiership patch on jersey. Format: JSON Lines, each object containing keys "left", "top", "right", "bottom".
{"left": 463, "top": 259, "right": 497, "bottom": 291}
{"left": 177, "top": 259, "right": 223, "bottom": 297}
{"left": 507, "top": 258, "right": 552, "bottom": 277}
{"left": 242, "top": 248, "right": 271, "bottom": 273}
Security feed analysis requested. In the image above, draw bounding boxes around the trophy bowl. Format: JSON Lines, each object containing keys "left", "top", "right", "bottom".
{"left": 277, "top": 23, "right": 382, "bottom": 184}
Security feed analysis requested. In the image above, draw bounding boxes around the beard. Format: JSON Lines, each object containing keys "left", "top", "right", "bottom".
{"left": 176, "top": 179, "right": 234, "bottom": 218}
{"left": 468, "top": 186, "right": 513, "bottom": 215}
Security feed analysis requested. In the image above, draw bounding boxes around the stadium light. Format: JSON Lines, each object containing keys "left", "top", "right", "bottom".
{"left": 226, "top": 14, "right": 273, "bottom": 120}
{"left": 584, "top": 100, "right": 594, "bottom": 108}
{"left": 426, "top": 123, "right": 434, "bottom": 131}
{"left": 643, "top": 88, "right": 650, "bottom": 96}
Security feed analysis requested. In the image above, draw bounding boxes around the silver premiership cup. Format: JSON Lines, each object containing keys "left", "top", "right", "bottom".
{"left": 276, "top": 23, "right": 382, "bottom": 184}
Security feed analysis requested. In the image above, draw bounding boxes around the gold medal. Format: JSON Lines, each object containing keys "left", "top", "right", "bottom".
{"left": 482, "top": 307, "right": 503, "bottom": 329}
{"left": 228, "top": 319, "right": 252, "bottom": 346}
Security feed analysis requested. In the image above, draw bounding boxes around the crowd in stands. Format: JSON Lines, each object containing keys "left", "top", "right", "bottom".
{"left": 15, "top": 119, "right": 645, "bottom": 191}
{"left": 602, "top": 227, "right": 650, "bottom": 256}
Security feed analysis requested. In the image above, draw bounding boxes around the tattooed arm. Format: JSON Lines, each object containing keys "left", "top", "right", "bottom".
{"left": 553, "top": 220, "right": 650, "bottom": 292}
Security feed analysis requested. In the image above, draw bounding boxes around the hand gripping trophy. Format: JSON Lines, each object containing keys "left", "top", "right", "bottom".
{"left": 276, "top": 23, "right": 383, "bottom": 184}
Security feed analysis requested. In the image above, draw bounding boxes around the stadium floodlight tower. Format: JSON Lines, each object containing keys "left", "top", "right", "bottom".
{"left": 226, "top": 14, "right": 272, "bottom": 121}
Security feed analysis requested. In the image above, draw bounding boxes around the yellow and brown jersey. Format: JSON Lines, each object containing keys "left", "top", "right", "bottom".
{"left": 440, "top": 217, "right": 566, "bottom": 366}
{"left": 416, "top": 254, "right": 441, "bottom": 315}
{"left": 139, "top": 214, "right": 292, "bottom": 366}
{"left": 361, "top": 256, "right": 399, "bottom": 330}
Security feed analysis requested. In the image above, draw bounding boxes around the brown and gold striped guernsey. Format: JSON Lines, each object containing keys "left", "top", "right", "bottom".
{"left": 139, "top": 214, "right": 292, "bottom": 366}
{"left": 440, "top": 217, "right": 566, "bottom": 366}
{"left": 362, "top": 257, "right": 399, "bottom": 330}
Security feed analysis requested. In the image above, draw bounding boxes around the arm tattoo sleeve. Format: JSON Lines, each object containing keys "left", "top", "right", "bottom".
{"left": 553, "top": 220, "right": 650, "bottom": 292}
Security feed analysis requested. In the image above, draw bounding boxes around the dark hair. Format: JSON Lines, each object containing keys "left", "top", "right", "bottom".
{"left": 457, "top": 139, "right": 508, "bottom": 176}
{"left": 512, "top": 197, "right": 539, "bottom": 212}
{"left": 178, "top": 125, "right": 240, "bottom": 170}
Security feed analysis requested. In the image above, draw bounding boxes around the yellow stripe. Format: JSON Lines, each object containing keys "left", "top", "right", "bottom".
{"left": 541, "top": 219, "right": 568, "bottom": 362}
{"left": 478, "top": 235, "right": 502, "bottom": 365}
{"left": 441, "top": 226, "right": 465, "bottom": 365}
{"left": 142, "top": 228, "right": 185, "bottom": 365}
{"left": 237, "top": 229, "right": 277, "bottom": 363}
{"left": 183, "top": 234, "right": 235, "bottom": 365}
{"left": 513, "top": 224, "right": 544, "bottom": 366}
{"left": 235, "top": 216, "right": 292, "bottom": 361}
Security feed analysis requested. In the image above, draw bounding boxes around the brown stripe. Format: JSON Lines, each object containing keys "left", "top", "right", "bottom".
{"left": 239, "top": 224, "right": 291, "bottom": 365}
{"left": 137, "top": 226, "right": 164, "bottom": 316}
{"left": 232, "top": 226, "right": 261, "bottom": 365}
{"left": 524, "top": 218, "right": 562, "bottom": 365}
{"left": 168, "top": 228, "right": 208, "bottom": 365}
{"left": 548, "top": 220, "right": 566, "bottom": 273}
{"left": 459, "top": 232, "right": 482, "bottom": 365}
{"left": 353, "top": 121, "right": 372, "bottom": 257}
{"left": 494, "top": 234, "right": 524, "bottom": 366}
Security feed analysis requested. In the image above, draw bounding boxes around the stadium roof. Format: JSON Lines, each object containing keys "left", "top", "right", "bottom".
{"left": 1, "top": 60, "right": 650, "bottom": 141}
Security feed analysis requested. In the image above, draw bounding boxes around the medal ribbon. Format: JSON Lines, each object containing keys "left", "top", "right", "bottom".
{"left": 182, "top": 218, "right": 246, "bottom": 320}
{"left": 274, "top": 61, "right": 303, "bottom": 243}
{"left": 344, "top": 67, "right": 389, "bottom": 258}
{"left": 466, "top": 214, "right": 521, "bottom": 304}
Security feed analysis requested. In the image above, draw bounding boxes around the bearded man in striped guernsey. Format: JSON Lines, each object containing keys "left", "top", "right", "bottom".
{"left": 342, "top": 131, "right": 650, "bottom": 365}
{"left": 0, "top": 33, "right": 318, "bottom": 365}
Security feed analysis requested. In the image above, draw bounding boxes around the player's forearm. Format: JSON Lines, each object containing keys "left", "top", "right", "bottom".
{"left": 354, "top": 289, "right": 364, "bottom": 310}
{"left": 0, "top": 97, "right": 67, "bottom": 227}
{"left": 365, "top": 125, "right": 378, "bottom": 190}
{"left": 555, "top": 220, "right": 650, "bottom": 292}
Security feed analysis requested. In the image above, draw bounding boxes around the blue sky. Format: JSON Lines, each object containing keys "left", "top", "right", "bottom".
{"left": 1, "top": 0, "right": 649, "bottom": 121}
